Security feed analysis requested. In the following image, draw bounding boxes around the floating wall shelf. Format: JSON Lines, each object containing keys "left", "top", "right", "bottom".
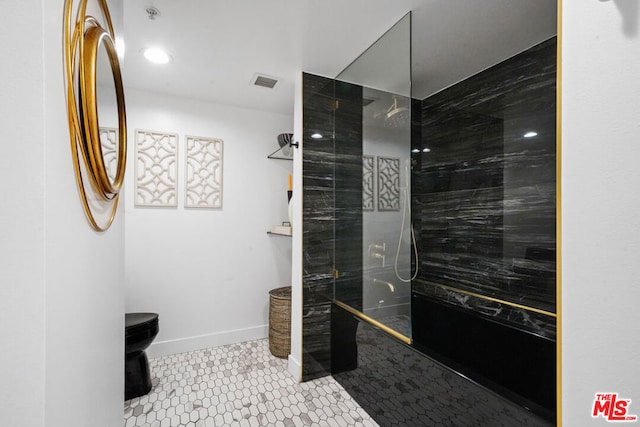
{"left": 268, "top": 224, "right": 292, "bottom": 236}
{"left": 267, "top": 145, "right": 293, "bottom": 161}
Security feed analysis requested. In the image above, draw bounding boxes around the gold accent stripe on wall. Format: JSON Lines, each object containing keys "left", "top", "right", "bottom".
{"left": 556, "top": 0, "right": 563, "bottom": 425}
{"left": 419, "top": 281, "right": 557, "bottom": 318}
{"left": 334, "top": 300, "right": 412, "bottom": 345}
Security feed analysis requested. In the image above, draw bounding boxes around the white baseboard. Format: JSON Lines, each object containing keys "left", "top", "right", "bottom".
{"left": 147, "top": 325, "right": 268, "bottom": 359}
{"left": 287, "top": 354, "right": 302, "bottom": 382}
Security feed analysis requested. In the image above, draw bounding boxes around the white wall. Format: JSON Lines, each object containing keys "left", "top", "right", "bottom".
{"left": 1, "top": 1, "right": 126, "bottom": 426}
{"left": 562, "top": 1, "right": 640, "bottom": 425}
{"left": 122, "top": 89, "right": 293, "bottom": 357}
{"left": 289, "top": 73, "right": 303, "bottom": 381}
{"left": 44, "top": 0, "right": 126, "bottom": 426}
{"left": 0, "top": 1, "right": 46, "bottom": 426}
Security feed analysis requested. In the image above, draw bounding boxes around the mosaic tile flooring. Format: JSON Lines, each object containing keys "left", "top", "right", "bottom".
{"left": 376, "top": 315, "right": 410, "bottom": 338}
{"left": 124, "top": 339, "right": 379, "bottom": 427}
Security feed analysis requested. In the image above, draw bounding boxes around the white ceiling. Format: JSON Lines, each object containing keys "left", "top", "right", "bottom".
{"left": 122, "top": 0, "right": 556, "bottom": 116}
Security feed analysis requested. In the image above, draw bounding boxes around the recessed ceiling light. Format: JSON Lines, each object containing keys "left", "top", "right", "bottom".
{"left": 422, "top": 148, "right": 431, "bottom": 153}
{"left": 411, "top": 148, "right": 420, "bottom": 153}
{"left": 311, "top": 133, "right": 322, "bottom": 139}
{"left": 142, "top": 47, "right": 172, "bottom": 65}
{"left": 523, "top": 131, "right": 538, "bottom": 138}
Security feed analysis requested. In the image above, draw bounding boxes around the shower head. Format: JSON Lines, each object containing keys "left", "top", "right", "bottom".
{"left": 386, "top": 97, "right": 408, "bottom": 118}
{"left": 385, "top": 96, "right": 410, "bottom": 128}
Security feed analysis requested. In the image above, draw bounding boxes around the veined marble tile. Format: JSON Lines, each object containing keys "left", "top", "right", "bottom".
{"left": 413, "top": 37, "right": 557, "bottom": 335}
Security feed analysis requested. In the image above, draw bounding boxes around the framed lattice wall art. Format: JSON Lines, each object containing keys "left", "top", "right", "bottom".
{"left": 363, "top": 155, "right": 375, "bottom": 211}
{"left": 377, "top": 156, "right": 400, "bottom": 211}
{"left": 99, "top": 127, "right": 118, "bottom": 182}
{"left": 184, "top": 136, "right": 224, "bottom": 209}
{"left": 135, "top": 129, "right": 178, "bottom": 207}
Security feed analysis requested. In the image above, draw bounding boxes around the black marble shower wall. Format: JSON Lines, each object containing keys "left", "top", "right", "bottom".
{"left": 302, "top": 73, "right": 336, "bottom": 381}
{"left": 333, "top": 80, "right": 364, "bottom": 311}
{"left": 413, "top": 37, "right": 557, "bottom": 332}
{"left": 411, "top": 37, "right": 557, "bottom": 415}
{"left": 301, "top": 73, "right": 364, "bottom": 381}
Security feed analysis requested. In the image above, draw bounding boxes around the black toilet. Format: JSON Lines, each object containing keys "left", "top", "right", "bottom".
{"left": 125, "top": 313, "right": 159, "bottom": 400}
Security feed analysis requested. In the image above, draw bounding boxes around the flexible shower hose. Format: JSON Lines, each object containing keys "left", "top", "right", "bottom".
{"left": 395, "top": 186, "right": 419, "bottom": 282}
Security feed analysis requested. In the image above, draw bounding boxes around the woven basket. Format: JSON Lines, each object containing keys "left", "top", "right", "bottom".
{"left": 269, "top": 286, "right": 292, "bottom": 358}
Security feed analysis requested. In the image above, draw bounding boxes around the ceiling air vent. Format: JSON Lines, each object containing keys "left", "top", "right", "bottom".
{"left": 251, "top": 73, "right": 280, "bottom": 89}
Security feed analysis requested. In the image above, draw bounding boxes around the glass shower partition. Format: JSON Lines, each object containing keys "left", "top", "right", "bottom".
{"left": 333, "top": 12, "right": 413, "bottom": 341}
{"left": 301, "top": 3, "right": 557, "bottom": 419}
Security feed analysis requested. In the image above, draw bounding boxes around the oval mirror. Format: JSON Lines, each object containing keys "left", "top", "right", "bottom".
{"left": 82, "top": 24, "right": 126, "bottom": 199}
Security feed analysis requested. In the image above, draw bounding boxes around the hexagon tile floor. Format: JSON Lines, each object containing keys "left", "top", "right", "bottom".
{"left": 124, "top": 339, "right": 379, "bottom": 427}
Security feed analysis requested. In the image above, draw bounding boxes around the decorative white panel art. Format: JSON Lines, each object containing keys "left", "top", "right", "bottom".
{"left": 185, "top": 136, "right": 223, "bottom": 209}
{"left": 363, "top": 155, "right": 374, "bottom": 211}
{"left": 377, "top": 156, "right": 400, "bottom": 211}
{"left": 135, "top": 129, "right": 178, "bottom": 207}
{"left": 99, "top": 127, "right": 118, "bottom": 182}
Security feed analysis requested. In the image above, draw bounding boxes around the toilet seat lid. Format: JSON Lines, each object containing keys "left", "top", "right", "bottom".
{"left": 126, "top": 312, "right": 158, "bottom": 331}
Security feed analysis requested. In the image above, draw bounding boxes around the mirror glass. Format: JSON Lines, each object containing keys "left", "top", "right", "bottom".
{"left": 96, "top": 34, "right": 120, "bottom": 185}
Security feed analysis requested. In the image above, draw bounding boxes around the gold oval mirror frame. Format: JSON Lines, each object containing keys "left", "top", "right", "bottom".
{"left": 82, "top": 25, "right": 126, "bottom": 197}
{"left": 64, "top": 0, "right": 127, "bottom": 231}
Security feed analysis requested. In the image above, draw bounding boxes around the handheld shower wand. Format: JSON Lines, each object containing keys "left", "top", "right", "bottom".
{"left": 394, "top": 164, "right": 419, "bottom": 283}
